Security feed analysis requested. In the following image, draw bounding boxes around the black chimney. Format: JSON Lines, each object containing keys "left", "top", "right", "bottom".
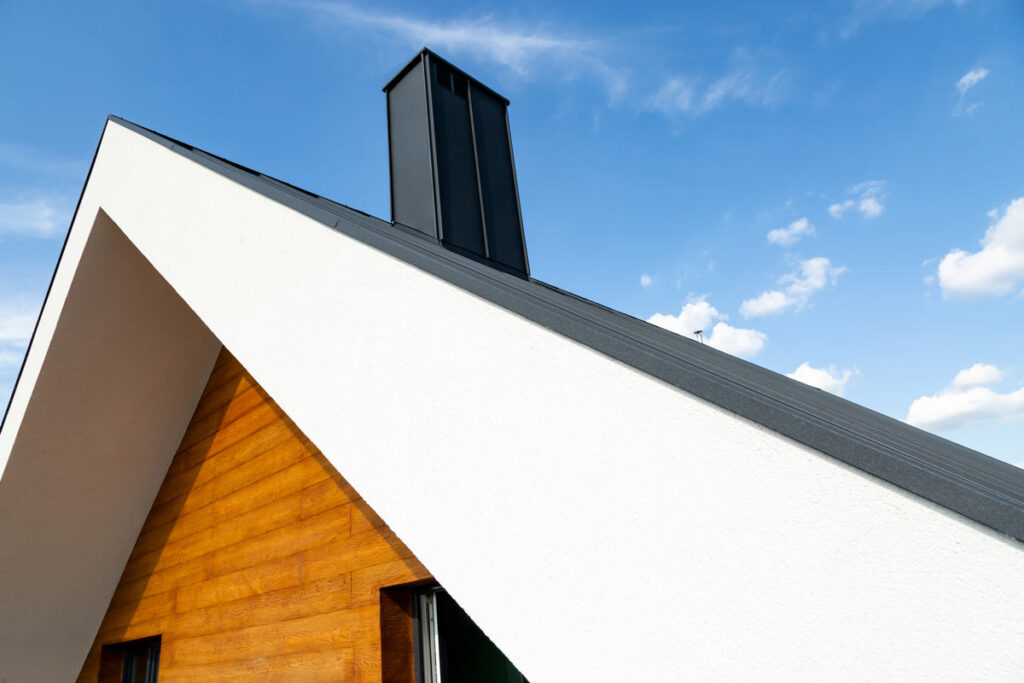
{"left": 383, "top": 49, "right": 529, "bottom": 276}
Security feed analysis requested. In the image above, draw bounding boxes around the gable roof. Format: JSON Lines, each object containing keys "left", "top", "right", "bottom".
{"left": 1, "top": 116, "right": 1023, "bottom": 681}
{"left": 101, "top": 116, "right": 1024, "bottom": 543}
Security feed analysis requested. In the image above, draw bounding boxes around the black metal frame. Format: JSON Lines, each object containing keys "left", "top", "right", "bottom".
{"left": 116, "top": 635, "right": 161, "bottom": 683}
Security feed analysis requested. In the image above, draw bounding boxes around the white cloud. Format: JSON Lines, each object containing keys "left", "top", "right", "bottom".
{"left": 647, "top": 296, "right": 766, "bottom": 359}
{"left": 828, "top": 199, "right": 855, "bottom": 218}
{"left": 705, "top": 322, "right": 767, "bottom": 358}
{"left": 951, "top": 363, "right": 1003, "bottom": 389}
{"left": 651, "top": 77, "right": 697, "bottom": 115}
{"left": 956, "top": 67, "right": 988, "bottom": 95}
{"left": 782, "top": 257, "right": 846, "bottom": 298}
{"left": 961, "top": 102, "right": 983, "bottom": 116}
{"left": 0, "top": 143, "right": 84, "bottom": 176}
{"left": 0, "top": 297, "right": 36, "bottom": 411}
{"left": 829, "top": 181, "right": 886, "bottom": 219}
{"left": 640, "top": 273, "right": 653, "bottom": 287}
{"left": 648, "top": 297, "right": 719, "bottom": 337}
{"left": 273, "top": 1, "right": 627, "bottom": 98}
{"left": 858, "top": 196, "right": 883, "bottom": 218}
{"left": 937, "top": 197, "right": 1024, "bottom": 297}
{"left": 0, "top": 297, "right": 38, "bottom": 415}
{"left": 953, "top": 67, "right": 988, "bottom": 116}
{"left": 648, "top": 49, "right": 789, "bottom": 117}
{"left": 786, "top": 362, "right": 854, "bottom": 397}
{"left": 740, "top": 257, "right": 847, "bottom": 317}
{"left": 906, "top": 364, "right": 1024, "bottom": 432}
{"left": 0, "top": 349, "right": 23, "bottom": 368}
{"left": 840, "top": 0, "right": 969, "bottom": 39}
{"left": 739, "top": 290, "right": 792, "bottom": 317}
{"left": 0, "top": 298, "right": 37, "bottom": 344}
{"left": 767, "top": 217, "right": 815, "bottom": 246}
{"left": 0, "top": 194, "right": 69, "bottom": 239}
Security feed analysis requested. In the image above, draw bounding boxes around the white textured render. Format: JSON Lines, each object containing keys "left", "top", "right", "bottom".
{"left": 2, "top": 119, "right": 1023, "bottom": 681}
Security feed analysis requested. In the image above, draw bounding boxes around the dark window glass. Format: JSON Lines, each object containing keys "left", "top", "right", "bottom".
{"left": 420, "top": 589, "right": 527, "bottom": 683}
{"left": 118, "top": 636, "right": 160, "bottom": 683}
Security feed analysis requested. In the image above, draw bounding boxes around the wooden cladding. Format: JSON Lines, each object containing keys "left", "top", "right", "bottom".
{"left": 77, "top": 349, "right": 432, "bottom": 682}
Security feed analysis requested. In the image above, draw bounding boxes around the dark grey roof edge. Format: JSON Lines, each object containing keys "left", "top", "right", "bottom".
{"left": 103, "top": 116, "right": 1024, "bottom": 542}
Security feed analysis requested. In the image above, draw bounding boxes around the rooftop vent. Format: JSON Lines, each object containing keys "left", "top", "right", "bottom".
{"left": 384, "top": 49, "right": 529, "bottom": 276}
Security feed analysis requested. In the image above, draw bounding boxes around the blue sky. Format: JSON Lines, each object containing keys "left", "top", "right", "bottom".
{"left": 2, "top": 0, "right": 1023, "bottom": 465}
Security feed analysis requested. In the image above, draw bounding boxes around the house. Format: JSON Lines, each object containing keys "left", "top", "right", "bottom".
{"left": 1, "top": 49, "right": 1022, "bottom": 682}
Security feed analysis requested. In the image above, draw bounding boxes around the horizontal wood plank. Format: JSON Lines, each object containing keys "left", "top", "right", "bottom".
{"left": 159, "top": 646, "right": 353, "bottom": 683}
{"left": 76, "top": 350, "right": 432, "bottom": 683}
{"left": 175, "top": 554, "right": 301, "bottom": 614}
{"left": 170, "top": 574, "right": 353, "bottom": 641}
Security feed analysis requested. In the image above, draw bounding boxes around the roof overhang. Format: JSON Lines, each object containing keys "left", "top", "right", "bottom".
{"left": 0, "top": 204, "right": 219, "bottom": 680}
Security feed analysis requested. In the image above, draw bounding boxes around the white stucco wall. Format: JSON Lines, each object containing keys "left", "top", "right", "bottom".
{"left": 3, "top": 119, "right": 1022, "bottom": 681}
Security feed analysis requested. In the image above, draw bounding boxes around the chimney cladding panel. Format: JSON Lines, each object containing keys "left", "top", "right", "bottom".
{"left": 386, "top": 58, "right": 437, "bottom": 238}
{"left": 384, "top": 50, "right": 529, "bottom": 276}
{"left": 429, "top": 60, "right": 486, "bottom": 256}
{"left": 470, "top": 86, "right": 528, "bottom": 274}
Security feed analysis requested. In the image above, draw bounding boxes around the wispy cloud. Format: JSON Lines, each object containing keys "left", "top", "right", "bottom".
{"left": 648, "top": 295, "right": 767, "bottom": 359}
{"left": 0, "top": 349, "right": 24, "bottom": 417}
{"left": 648, "top": 49, "right": 790, "bottom": 117}
{"left": 767, "top": 217, "right": 815, "bottom": 246}
{"left": 0, "top": 193, "right": 71, "bottom": 239}
{"left": 740, "top": 257, "right": 847, "bottom": 317}
{"left": 0, "top": 349, "right": 23, "bottom": 367}
{"left": 640, "top": 273, "right": 653, "bottom": 287}
{"left": 254, "top": 2, "right": 800, "bottom": 120}
{"left": 787, "top": 362, "right": 855, "bottom": 397}
{"left": 840, "top": 0, "right": 970, "bottom": 39}
{"left": 956, "top": 67, "right": 988, "bottom": 95}
{"left": 937, "top": 196, "right": 1024, "bottom": 297}
{"left": 0, "top": 296, "right": 39, "bottom": 345}
{"left": 953, "top": 67, "right": 988, "bottom": 116}
{"left": 0, "top": 295, "right": 38, "bottom": 413}
{"left": 828, "top": 180, "right": 886, "bottom": 219}
{"left": 906, "top": 363, "right": 1024, "bottom": 432}
{"left": 265, "top": 0, "right": 627, "bottom": 99}
{"left": 0, "top": 142, "right": 85, "bottom": 177}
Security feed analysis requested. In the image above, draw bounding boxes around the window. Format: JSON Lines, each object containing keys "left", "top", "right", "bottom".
{"left": 417, "top": 588, "right": 528, "bottom": 683}
{"left": 98, "top": 636, "right": 160, "bottom": 683}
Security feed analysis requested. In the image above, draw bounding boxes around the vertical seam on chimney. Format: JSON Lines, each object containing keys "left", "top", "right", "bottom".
{"left": 465, "top": 81, "right": 491, "bottom": 260}
{"left": 423, "top": 52, "right": 444, "bottom": 242}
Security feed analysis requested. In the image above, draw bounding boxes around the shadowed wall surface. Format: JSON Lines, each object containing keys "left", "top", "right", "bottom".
{"left": 76, "top": 349, "right": 431, "bottom": 682}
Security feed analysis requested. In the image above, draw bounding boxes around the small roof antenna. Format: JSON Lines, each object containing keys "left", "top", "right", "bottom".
{"left": 694, "top": 329, "right": 704, "bottom": 343}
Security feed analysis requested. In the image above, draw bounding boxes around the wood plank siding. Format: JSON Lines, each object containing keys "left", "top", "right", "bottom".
{"left": 77, "top": 349, "right": 431, "bottom": 682}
